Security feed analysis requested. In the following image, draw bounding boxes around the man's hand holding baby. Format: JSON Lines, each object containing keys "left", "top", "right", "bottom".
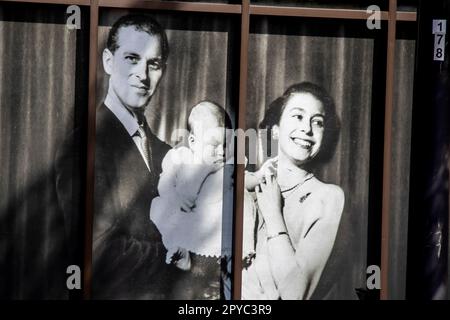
{"left": 166, "top": 246, "right": 191, "bottom": 271}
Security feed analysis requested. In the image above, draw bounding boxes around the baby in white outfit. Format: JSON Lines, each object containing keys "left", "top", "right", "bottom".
{"left": 150, "top": 101, "right": 234, "bottom": 291}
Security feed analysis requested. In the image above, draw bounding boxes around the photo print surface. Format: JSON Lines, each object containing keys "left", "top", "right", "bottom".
{"left": 0, "top": 3, "right": 88, "bottom": 299}
{"left": 241, "top": 16, "right": 384, "bottom": 300}
{"left": 92, "top": 9, "right": 238, "bottom": 300}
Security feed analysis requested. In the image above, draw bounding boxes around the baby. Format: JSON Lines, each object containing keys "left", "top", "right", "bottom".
{"left": 150, "top": 101, "right": 234, "bottom": 298}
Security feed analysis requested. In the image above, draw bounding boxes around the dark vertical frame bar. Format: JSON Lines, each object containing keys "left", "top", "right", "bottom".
{"left": 381, "top": 0, "right": 397, "bottom": 300}
{"left": 365, "top": 20, "right": 387, "bottom": 301}
{"left": 71, "top": 4, "right": 91, "bottom": 301}
{"left": 83, "top": 0, "right": 98, "bottom": 300}
{"left": 232, "top": 0, "right": 249, "bottom": 301}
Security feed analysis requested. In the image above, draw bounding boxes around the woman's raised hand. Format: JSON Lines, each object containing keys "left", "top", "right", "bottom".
{"left": 260, "top": 157, "right": 278, "bottom": 178}
{"left": 255, "top": 171, "right": 286, "bottom": 235}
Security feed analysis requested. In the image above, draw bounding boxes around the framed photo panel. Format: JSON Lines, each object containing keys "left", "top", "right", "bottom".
{"left": 0, "top": 0, "right": 422, "bottom": 301}
{"left": 0, "top": 2, "right": 89, "bottom": 299}
{"left": 92, "top": 8, "right": 239, "bottom": 300}
{"left": 241, "top": 15, "right": 388, "bottom": 300}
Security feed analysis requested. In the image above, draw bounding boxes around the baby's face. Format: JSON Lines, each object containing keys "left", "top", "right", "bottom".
{"left": 191, "top": 126, "right": 228, "bottom": 167}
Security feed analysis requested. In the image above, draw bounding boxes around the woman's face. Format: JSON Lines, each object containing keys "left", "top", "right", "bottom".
{"left": 274, "top": 92, "right": 325, "bottom": 165}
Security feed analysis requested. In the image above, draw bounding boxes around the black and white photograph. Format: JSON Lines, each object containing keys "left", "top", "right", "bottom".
{"left": 241, "top": 16, "right": 385, "bottom": 300}
{"left": 0, "top": 0, "right": 432, "bottom": 304}
{"left": 91, "top": 10, "right": 238, "bottom": 300}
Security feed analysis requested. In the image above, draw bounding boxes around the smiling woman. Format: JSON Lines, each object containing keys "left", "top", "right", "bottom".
{"left": 242, "top": 82, "right": 345, "bottom": 300}
{"left": 275, "top": 93, "right": 325, "bottom": 164}
{"left": 242, "top": 14, "right": 380, "bottom": 299}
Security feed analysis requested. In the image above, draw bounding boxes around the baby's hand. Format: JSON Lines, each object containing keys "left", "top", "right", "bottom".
{"left": 259, "top": 157, "right": 277, "bottom": 177}
{"left": 245, "top": 171, "right": 262, "bottom": 191}
{"left": 245, "top": 157, "right": 277, "bottom": 191}
{"left": 180, "top": 197, "right": 195, "bottom": 213}
{"left": 166, "top": 247, "right": 192, "bottom": 271}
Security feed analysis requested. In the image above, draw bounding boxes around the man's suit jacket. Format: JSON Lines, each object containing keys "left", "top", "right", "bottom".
{"left": 92, "top": 103, "right": 173, "bottom": 299}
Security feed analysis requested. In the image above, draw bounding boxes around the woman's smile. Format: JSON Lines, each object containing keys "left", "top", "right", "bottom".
{"left": 290, "top": 136, "right": 315, "bottom": 149}
{"left": 276, "top": 92, "right": 325, "bottom": 164}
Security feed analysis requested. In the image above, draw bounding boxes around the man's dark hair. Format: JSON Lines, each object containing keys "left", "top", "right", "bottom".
{"left": 107, "top": 14, "right": 169, "bottom": 62}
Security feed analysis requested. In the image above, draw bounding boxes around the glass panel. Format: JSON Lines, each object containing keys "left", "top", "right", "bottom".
{"left": 0, "top": 3, "right": 89, "bottom": 299}
{"left": 242, "top": 15, "right": 387, "bottom": 300}
{"left": 387, "top": 22, "right": 416, "bottom": 300}
{"left": 92, "top": 8, "right": 238, "bottom": 300}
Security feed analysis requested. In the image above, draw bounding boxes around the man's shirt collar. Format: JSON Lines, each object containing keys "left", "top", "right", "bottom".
{"left": 104, "top": 87, "right": 139, "bottom": 137}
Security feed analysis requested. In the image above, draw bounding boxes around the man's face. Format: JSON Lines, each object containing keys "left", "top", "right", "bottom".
{"left": 103, "top": 26, "right": 164, "bottom": 110}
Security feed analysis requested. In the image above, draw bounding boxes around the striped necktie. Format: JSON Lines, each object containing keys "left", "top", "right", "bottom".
{"left": 135, "top": 112, "right": 152, "bottom": 173}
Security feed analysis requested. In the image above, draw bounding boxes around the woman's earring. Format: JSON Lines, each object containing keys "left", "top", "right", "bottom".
{"left": 272, "top": 131, "right": 279, "bottom": 140}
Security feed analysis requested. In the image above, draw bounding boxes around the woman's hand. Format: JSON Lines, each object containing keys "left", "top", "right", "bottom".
{"left": 255, "top": 172, "right": 286, "bottom": 235}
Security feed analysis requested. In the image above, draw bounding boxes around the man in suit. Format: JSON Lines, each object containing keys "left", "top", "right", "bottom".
{"left": 91, "top": 14, "right": 174, "bottom": 299}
